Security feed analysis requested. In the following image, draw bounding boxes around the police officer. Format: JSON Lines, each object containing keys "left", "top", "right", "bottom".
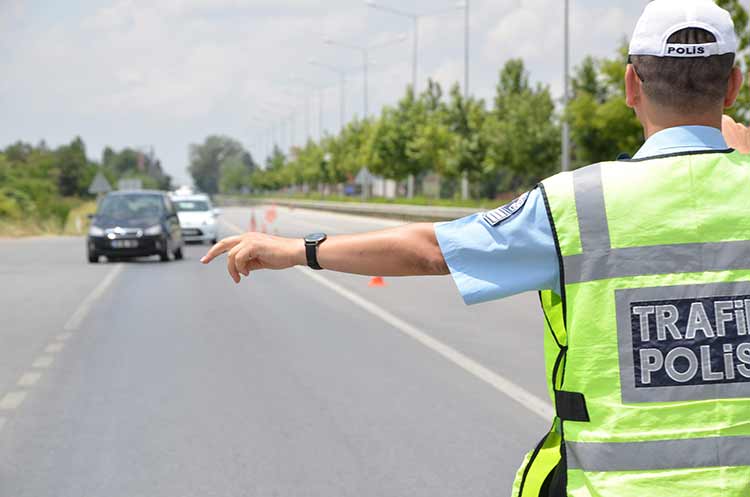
{"left": 203, "top": 1, "right": 750, "bottom": 495}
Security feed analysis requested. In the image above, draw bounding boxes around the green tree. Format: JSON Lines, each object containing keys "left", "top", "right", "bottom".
{"left": 482, "top": 59, "right": 561, "bottom": 196}
{"left": 444, "top": 83, "right": 488, "bottom": 184}
{"left": 57, "top": 137, "right": 90, "bottom": 196}
{"left": 189, "top": 136, "right": 246, "bottom": 194}
{"left": 370, "top": 86, "right": 423, "bottom": 181}
{"left": 718, "top": 0, "right": 750, "bottom": 120}
{"left": 565, "top": 44, "right": 642, "bottom": 167}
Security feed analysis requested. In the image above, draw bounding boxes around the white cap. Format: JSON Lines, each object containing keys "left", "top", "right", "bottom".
{"left": 629, "top": 0, "right": 737, "bottom": 58}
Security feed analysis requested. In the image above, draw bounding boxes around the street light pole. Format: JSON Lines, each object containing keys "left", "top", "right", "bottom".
{"left": 365, "top": 2, "right": 463, "bottom": 198}
{"left": 309, "top": 60, "right": 349, "bottom": 132}
{"left": 323, "top": 35, "right": 406, "bottom": 119}
{"left": 461, "top": 0, "right": 470, "bottom": 199}
{"left": 363, "top": 48, "right": 369, "bottom": 116}
{"left": 412, "top": 16, "right": 419, "bottom": 92}
{"left": 464, "top": 0, "right": 469, "bottom": 99}
{"left": 562, "top": 0, "right": 571, "bottom": 172}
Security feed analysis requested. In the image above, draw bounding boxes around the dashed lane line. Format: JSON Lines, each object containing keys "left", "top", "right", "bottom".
{"left": 17, "top": 372, "right": 42, "bottom": 387}
{"left": 0, "top": 265, "right": 123, "bottom": 434}
{"left": 221, "top": 219, "right": 553, "bottom": 421}
{"left": 45, "top": 343, "right": 64, "bottom": 354}
{"left": 0, "top": 392, "right": 27, "bottom": 410}
{"left": 64, "top": 264, "right": 124, "bottom": 331}
{"left": 32, "top": 356, "right": 54, "bottom": 369}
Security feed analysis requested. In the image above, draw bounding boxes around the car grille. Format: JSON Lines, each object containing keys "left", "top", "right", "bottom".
{"left": 105, "top": 227, "right": 143, "bottom": 238}
{"left": 182, "top": 228, "right": 203, "bottom": 237}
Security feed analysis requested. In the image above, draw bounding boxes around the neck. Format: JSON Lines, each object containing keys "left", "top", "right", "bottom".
{"left": 640, "top": 108, "right": 723, "bottom": 140}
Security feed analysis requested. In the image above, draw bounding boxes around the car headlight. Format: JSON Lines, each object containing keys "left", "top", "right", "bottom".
{"left": 203, "top": 217, "right": 216, "bottom": 226}
{"left": 144, "top": 224, "right": 163, "bottom": 235}
{"left": 89, "top": 226, "right": 105, "bottom": 237}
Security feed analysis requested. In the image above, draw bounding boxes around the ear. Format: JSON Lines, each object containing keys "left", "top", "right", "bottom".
{"left": 625, "top": 64, "right": 641, "bottom": 109}
{"left": 724, "top": 66, "right": 744, "bottom": 108}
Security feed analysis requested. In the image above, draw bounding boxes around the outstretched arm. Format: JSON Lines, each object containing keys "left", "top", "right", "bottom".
{"left": 201, "top": 223, "right": 450, "bottom": 284}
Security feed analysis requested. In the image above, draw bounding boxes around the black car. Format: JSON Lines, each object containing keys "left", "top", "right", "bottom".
{"left": 87, "top": 191, "right": 184, "bottom": 263}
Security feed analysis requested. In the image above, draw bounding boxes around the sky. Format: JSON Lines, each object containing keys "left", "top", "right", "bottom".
{"left": 0, "top": 0, "right": 649, "bottom": 186}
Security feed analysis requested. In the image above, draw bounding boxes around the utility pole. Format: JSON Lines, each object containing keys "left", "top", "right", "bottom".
{"left": 461, "top": 0, "right": 470, "bottom": 200}
{"left": 561, "top": 0, "right": 571, "bottom": 172}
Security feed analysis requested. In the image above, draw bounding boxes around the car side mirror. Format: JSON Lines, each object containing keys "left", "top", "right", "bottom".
{"left": 213, "top": 208, "right": 222, "bottom": 216}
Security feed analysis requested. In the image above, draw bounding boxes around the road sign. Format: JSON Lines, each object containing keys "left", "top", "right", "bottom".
{"left": 88, "top": 172, "right": 112, "bottom": 195}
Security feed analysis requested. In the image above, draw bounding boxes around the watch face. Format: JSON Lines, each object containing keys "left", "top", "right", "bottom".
{"left": 305, "top": 233, "right": 327, "bottom": 244}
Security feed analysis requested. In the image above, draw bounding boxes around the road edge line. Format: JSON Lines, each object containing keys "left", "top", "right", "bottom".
{"left": 221, "top": 218, "right": 553, "bottom": 420}
{"left": 63, "top": 264, "right": 124, "bottom": 331}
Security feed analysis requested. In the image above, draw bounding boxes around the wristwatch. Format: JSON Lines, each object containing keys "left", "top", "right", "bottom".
{"left": 304, "top": 233, "right": 327, "bottom": 270}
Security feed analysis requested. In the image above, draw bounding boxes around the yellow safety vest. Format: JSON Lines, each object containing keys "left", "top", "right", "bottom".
{"left": 513, "top": 149, "right": 750, "bottom": 497}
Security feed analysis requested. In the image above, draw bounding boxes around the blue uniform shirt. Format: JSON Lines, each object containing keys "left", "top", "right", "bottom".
{"left": 436, "top": 125, "right": 730, "bottom": 305}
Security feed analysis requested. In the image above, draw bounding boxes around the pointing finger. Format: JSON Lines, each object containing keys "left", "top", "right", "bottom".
{"left": 201, "top": 236, "right": 242, "bottom": 264}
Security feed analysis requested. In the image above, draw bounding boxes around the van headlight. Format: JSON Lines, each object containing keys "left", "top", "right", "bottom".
{"left": 144, "top": 225, "right": 163, "bottom": 235}
{"left": 89, "top": 226, "right": 105, "bottom": 237}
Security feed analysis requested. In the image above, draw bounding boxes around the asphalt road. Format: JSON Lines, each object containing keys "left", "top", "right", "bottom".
{"left": 0, "top": 207, "right": 551, "bottom": 497}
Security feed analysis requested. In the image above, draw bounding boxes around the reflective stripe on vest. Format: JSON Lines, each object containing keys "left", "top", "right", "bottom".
{"left": 515, "top": 150, "right": 750, "bottom": 497}
{"left": 567, "top": 435, "right": 750, "bottom": 472}
{"left": 565, "top": 164, "right": 750, "bottom": 283}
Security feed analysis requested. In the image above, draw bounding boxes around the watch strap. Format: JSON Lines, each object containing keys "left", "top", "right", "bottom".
{"left": 305, "top": 241, "right": 323, "bottom": 270}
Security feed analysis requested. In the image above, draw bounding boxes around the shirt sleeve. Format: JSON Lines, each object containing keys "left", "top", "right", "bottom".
{"left": 434, "top": 188, "right": 560, "bottom": 305}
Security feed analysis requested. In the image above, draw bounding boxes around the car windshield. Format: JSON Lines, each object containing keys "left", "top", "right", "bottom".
{"left": 174, "top": 200, "right": 210, "bottom": 212}
{"left": 98, "top": 194, "right": 164, "bottom": 220}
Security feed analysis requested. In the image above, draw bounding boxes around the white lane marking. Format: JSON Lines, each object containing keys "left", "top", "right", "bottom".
{"left": 45, "top": 343, "right": 64, "bottom": 354}
{"left": 32, "top": 356, "right": 54, "bottom": 369}
{"left": 297, "top": 267, "right": 554, "bottom": 420}
{"left": 56, "top": 332, "right": 74, "bottom": 342}
{"left": 0, "top": 392, "right": 26, "bottom": 410}
{"left": 221, "top": 219, "right": 553, "bottom": 420}
{"left": 64, "top": 264, "right": 124, "bottom": 331}
{"left": 17, "top": 372, "right": 42, "bottom": 387}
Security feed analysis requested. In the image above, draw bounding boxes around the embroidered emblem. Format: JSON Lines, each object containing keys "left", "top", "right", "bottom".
{"left": 483, "top": 191, "right": 531, "bottom": 226}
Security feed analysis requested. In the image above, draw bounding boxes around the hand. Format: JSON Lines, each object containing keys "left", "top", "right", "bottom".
{"left": 722, "top": 115, "right": 750, "bottom": 154}
{"left": 200, "top": 233, "right": 305, "bottom": 284}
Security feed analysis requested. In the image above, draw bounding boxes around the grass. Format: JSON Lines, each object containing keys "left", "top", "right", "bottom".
{"left": 62, "top": 201, "right": 98, "bottom": 235}
{"left": 0, "top": 201, "right": 97, "bottom": 238}
{"left": 225, "top": 192, "right": 519, "bottom": 210}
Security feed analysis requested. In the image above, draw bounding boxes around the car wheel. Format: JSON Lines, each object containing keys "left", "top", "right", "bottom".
{"left": 174, "top": 247, "right": 184, "bottom": 260}
{"left": 159, "top": 246, "right": 170, "bottom": 262}
{"left": 211, "top": 238, "right": 218, "bottom": 245}
{"left": 88, "top": 252, "right": 99, "bottom": 264}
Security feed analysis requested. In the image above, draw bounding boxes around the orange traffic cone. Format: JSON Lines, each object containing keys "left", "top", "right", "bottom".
{"left": 368, "top": 276, "right": 386, "bottom": 287}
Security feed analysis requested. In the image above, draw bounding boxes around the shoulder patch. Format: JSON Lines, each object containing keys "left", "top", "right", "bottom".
{"left": 483, "top": 191, "right": 531, "bottom": 226}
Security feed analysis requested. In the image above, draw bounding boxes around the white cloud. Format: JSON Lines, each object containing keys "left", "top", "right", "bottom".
{"left": 0, "top": 0, "right": 646, "bottom": 184}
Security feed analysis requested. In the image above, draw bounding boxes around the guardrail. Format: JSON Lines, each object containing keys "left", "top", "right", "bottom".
{"left": 216, "top": 197, "right": 480, "bottom": 222}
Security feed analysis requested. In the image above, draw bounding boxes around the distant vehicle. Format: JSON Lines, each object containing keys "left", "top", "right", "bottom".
{"left": 87, "top": 191, "right": 184, "bottom": 263}
{"left": 170, "top": 193, "right": 220, "bottom": 245}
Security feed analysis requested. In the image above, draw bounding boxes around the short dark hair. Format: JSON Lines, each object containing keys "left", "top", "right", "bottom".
{"left": 630, "top": 28, "right": 735, "bottom": 113}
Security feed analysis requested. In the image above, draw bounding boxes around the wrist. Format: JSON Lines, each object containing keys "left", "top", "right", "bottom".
{"left": 292, "top": 238, "right": 307, "bottom": 267}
